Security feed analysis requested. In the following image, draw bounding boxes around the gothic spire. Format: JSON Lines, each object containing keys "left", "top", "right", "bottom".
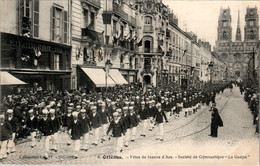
{"left": 235, "top": 10, "right": 241, "bottom": 41}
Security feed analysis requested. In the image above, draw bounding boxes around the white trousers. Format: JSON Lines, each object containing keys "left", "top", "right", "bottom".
{"left": 0, "top": 140, "right": 8, "bottom": 158}
{"left": 157, "top": 123, "right": 164, "bottom": 139}
{"left": 142, "top": 119, "right": 148, "bottom": 133}
{"left": 149, "top": 117, "right": 154, "bottom": 129}
{"left": 44, "top": 135, "right": 52, "bottom": 155}
{"left": 73, "top": 139, "right": 80, "bottom": 152}
{"left": 81, "top": 133, "right": 89, "bottom": 149}
{"left": 7, "top": 133, "right": 15, "bottom": 152}
{"left": 51, "top": 132, "right": 58, "bottom": 150}
{"left": 31, "top": 131, "right": 36, "bottom": 146}
{"left": 92, "top": 127, "right": 100, "bottom": 144}
{"left": 101, "top": 124, "right": 108, "bottom": 139}
{"left": 131, "top": 127, "right": 137, "bottom": 140}
{"left": 124, "top": 129, "right": 130, "bottom": 146}
{"left": 114, "top": 136, "right": 123, "bottom": 153}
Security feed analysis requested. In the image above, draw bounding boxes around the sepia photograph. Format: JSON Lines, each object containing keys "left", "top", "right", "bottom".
{"left": 0, "top": 0, "right": 259, "bottom": 165}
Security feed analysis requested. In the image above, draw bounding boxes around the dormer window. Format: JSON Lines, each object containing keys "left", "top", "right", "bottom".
{"left": 224, "top": 11, "right": 226, "bottom": 16}
{"left": 250, "top": 10, "right": 253, "bottom": 15}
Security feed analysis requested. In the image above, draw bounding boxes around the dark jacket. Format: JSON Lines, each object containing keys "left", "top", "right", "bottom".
{"left": 99, "top": 110, "right": 110, "bottom": 124}
{"left": 6, "top": 116, "right": 18, "bottom": 133}
{"left": 79, "top": 116, "right": 91, "bottom": 134}
{"left": 38, "top": 118, "right": 53, "bottom": 136}
{"left": 211, "top": 108, "right": 223, "bottom": 127}
{"left": 129, "top": 113, "right": 138, "bottom": 127}
{"left": 90, "top": 113, "right": 101, "bottom": 128}
{"left": 70, "top": 120, "right": 83, "bottom": 140}
{"left": 50, "top": 117, "right": 60, "bottom": 133}
{"left": 0, "top": 122, "right": 13, "bottom": 141}
{"left": 62, "top": 114, "right": 73, "bottom": 129}
{"left": 106, "top": 120, "right": 124, "bottom": 137}
{"left": 154, "top": 109, "right": 167, "bottom": 124}
{"left": 139, "top": 108, "right": 148, "bottom": 120}
{"left": 122, "top": 115, "right": 131, "bottom": 130}
{"left": 26, "top": 116, "right": 38, "bottom": 131}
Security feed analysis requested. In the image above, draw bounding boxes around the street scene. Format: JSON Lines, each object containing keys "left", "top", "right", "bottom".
{"left": 0, "top": 0, "right": 259, "bottom": 165}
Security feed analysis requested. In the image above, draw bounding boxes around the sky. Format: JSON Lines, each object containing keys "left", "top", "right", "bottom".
{"left": 162, "top": 0, "right": 260, "bottom": 49}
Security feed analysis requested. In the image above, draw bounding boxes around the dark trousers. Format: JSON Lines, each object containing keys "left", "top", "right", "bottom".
{"left": 210, "top": 124, "right": 218, "bottom": 137}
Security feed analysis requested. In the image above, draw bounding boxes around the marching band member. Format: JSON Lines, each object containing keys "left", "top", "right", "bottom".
{"left": 49, "top": 109, "right": 60, "bottom": 152}
{"left": 99, "top": 102, "right": 110, "bottom": 143}
{"left": 69, "top": 111, "right": 83, "bottom": 158}
{"left": 90, "top": 106, "right": 101, "bottom": 146}
{"left": 38, "top": 109, "right": 52, "bottom": 159}
{"left": 106, "top": 111, "right": 124, "bottom": 153}
{"left": 139, "top": 101, "right": 148, "bottom": 137}
{"left": 79, "top": 109, "right": 91, "bottom": 151}
{"left": 129, "top": 106, "right": 138, "bottom": 142}
{"left": 26, "top": 109, "right": 38, "bottom": 148}
{"left": 6, "top": 109, "right": 18, "bottom": 154}
{"left": 154, "top": 103, "right": 168, "bottom": 141}
{"left": 0, "top": 115, "right": 12, "bottom": 160}
{"left": 122, "top": 107, "right": 130, "bottom": 147}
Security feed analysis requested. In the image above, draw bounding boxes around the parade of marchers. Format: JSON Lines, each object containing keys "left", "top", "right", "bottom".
{"left": 0, "top": 81, "right": 258, "bottom": 160}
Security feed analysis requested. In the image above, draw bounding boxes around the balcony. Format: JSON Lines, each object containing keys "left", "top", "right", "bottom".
{"left": 141, "top": 68, "right": 155, "bottom": 76}
{"left": 82, "top": 0, "right": 101, "bottom": 8}
{"left": 144, "top": 25, "right": 153, "bottom": 33}
{"left": 113, "top": 2, "right": 128, "bottom": 21}
{"left": 138, "top": 48, "right": 162, "bottom": 55}
{"left": 81, "top": 28, "right": 104, "bottom": 44}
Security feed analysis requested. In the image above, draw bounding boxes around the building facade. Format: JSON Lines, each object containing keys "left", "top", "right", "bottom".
{"left": 215, "top": 7, "right": 259, "bottom": 81}
{"left": 0, "top": 0, "right": 72, "bottom": 90}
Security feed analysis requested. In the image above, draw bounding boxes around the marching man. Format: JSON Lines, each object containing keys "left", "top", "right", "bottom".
{"left": 69, "top": 111, "right": 83, "bottom": 158}
{"left": 99, "top": 102, "right": 110, "bottom": 143}
{"left": 0, "top": 115, "right": 12, "bottom": 160}
{"left": 6, "top": 109, "right": 18, "bottom": 154}
{"left": 49, "top": 109, "right": 60, "bottom": 152}
{"left": 90, "top": 106, "right": 101, "bottom": 146}
{"left": 26, "top": 109, "right": 38, "bottom": 148}
{"left": 38, "top": 109, "right": 53, "bottom": 159}
{"left": 153, "top": 103, "right": 168, "bottom": 141}
{"left": 129, "top": 106, "right": 138, "bottom": 142}
{"left": 79, "top": 109, "right": 91, "bottom": 151}
{"left": 106, "top": 111, "right": 125, "bottom": 153}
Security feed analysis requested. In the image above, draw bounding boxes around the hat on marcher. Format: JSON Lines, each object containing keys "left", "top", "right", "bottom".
{"left": 116, "top": 108, "right": 122, "bottom": 113}
{"left": 130, "top": 102, "right": 134, "bottom": 105}
{"left": 91, "top": 106, "right": 97, "bottom": 110}
{"left": 28, "top": 109, "right": 34, "bottom": 114}
{"left": 141, "top": 101, "right": 145, "bottom": 105}
{"left": 7, "top": 109, "right": 13, "bottom": 114}
{"left": 76, "top": 105, "right": 81, "bottom": 109}
{"left": 49, "top": 109, "right": 55, "bottom": 114}
{"left": 42, "top": 109, "right": 48, "bottom": 114}
{"left": 72, "top": 111, "right": 79, "bottom": 117}
{"left": 113, "top": 112, "right": 119, "bottom": 117}
{"left": 80, "top": 109, "right": 86, "bottom": 113}
{"left": 129, "top": 106, "right": 134, "bottom": 110}
{"left": 156, "top": 103, "right": 162, "bottom": 107}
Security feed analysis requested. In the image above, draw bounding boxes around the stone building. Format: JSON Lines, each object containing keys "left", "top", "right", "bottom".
{"left": 215, "top": 7, "right": 259, "bottom": 81}
{"left": 0, "top": 0, "right": 72, "bottom": 90}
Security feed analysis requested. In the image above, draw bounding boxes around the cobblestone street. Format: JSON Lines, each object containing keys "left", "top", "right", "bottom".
{"left": 1, "top": 86, "right": 258, "bottom": 165}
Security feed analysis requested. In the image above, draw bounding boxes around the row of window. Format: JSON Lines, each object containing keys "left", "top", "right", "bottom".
{"left": 20, "top": 0, "right": 68, "bottom": 44}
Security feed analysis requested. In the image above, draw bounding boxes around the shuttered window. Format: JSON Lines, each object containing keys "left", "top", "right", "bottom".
{"left": 33, "top": 0, "right": 39, "bottom": 37}
{"left": 63, "top": 11, "right": 68, "bottom": 43}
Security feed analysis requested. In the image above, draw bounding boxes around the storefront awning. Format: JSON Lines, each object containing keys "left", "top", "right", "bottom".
{"left": 109, "top": 69, "right": 128, "bottom": 85}
{"left": 1, "top": 71, "right": 27, "bottom": 85}
{"left": 80, "top": 67, "right": 116, "bottom": 87}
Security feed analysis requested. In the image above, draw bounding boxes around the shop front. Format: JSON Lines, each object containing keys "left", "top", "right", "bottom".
{"left": 1, "top": 32, "right": 71, "bottom": 91}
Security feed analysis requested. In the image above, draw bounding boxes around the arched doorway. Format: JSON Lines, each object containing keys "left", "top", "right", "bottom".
{"left": 143, "top": 75, "right": 151, "bottom": 85}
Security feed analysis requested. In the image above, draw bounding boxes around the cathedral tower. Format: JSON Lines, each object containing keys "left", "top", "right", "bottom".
{"left": 244, "top": 7, "right": 259, "bottom": 41}
{"left": 217, "top": 7, "right": 232, "bottom": 41}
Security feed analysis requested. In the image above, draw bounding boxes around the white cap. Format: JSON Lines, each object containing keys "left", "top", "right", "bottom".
{"left": 28, "top": 109, "right": 34, "bottom": 114}
{"left": 123, "top": 107, "right": 128, "bottom": 110}
{"left": 72, "top": 111, "right": 79, "bottom": 117}
{"left": 91, "top": 106, "right": 97, "bottom": 110}
{"left": 113, "top": 112, "right": 119, "bottom": 117}
{"left": 49, "top": 109, "right": 55, "bottom": 114}
{"left": 129, "top": 106, "right": 134, "bottom": 110}
{"left": 0, "top": 115, "right": 5, "bottom": 119}
{"left": 42, "top": 109, "right": 48, "bottom": 114}
{"left": 7, "top": 109, "right": 13, "bottom": 114}
{"left": 80, "top": 109, "right": 86, "bottom": 113}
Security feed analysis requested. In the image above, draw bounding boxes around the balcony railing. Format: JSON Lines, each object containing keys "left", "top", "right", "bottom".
{"left": 138, "top": 48, "right": 162, "bottom": 54}
{"left": 113, "top": 2, "right": 128, "bottom": 21}
{"left": 144, "top": 25, "right": 153, "bottom": 33}
{"left": 83, "top": 0, "right": 101, "bottom": 8}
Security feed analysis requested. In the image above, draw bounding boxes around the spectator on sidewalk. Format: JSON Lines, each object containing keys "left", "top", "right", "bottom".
{"left": 209, "top": 103, "right": 223, "bottom": 137}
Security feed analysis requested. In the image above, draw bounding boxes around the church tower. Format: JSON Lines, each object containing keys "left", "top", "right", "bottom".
{"left": 235, "top": 10, "right": 242, "bottom": 41}
{"left": 217, "top": 7, "right": 232, "bottom": 41}
{"left": 244, "top": 7, "right": 259, "bottom": 41}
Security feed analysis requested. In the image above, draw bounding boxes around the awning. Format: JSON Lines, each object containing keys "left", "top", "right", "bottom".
{"left": 80, "top": 67, "right": 116, "bottom": 87}
{"left": 108, "top": 69, "right": 128, "bottom": 85}
{"left": 1, "top": 71, "right": 27, "bottom": 85}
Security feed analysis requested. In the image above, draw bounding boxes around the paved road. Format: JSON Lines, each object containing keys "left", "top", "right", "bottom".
{"left": 1, "top": 87, "right": 258, "bottom": 165}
